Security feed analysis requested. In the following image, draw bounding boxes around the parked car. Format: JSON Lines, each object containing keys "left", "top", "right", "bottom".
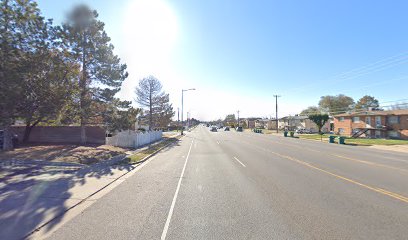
{"left": 0, "top": 130, "right": 19, "bottom": 148}
{"left": 210, "top": 126, "right": 218, "bottom": 132}
{"left": 224, "top": 127, "right": 230, "bottom": 131}
{"left": 295, "top": 128, "right": 311, "bottom": 134}
{"left": 236, "top": 126, "right": 243, "bottom": 132}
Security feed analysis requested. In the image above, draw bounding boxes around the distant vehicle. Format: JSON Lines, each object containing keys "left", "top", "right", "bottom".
{"left": 296, "top": 128, "right": 311, "bottom": 134}
{"left": 206, "top": 124, "right": 210, "bottom": 127}
{"left": 210, "top": 126, "right": 218, "bottom": 132}
{"left": 0, "top": 130, "right": 19, "bottom": 148}
{"left": 236, "top": 126, "right": 243, "bottom": 132}
{"left": 224, "top": 127, "right": 230, "bottom": 131}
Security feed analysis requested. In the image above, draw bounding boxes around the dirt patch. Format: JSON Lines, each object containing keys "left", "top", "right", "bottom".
{"left": 0, "top": 144, "right": 129, "bottom": 165}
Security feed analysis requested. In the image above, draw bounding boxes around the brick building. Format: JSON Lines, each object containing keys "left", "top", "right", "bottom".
{"left": 333, "top": 110, "right": 408, "bottom": 139}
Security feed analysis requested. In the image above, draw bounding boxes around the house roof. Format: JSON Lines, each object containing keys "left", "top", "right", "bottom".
{"left": 280, "top": 115, "right": 309, "bottom": 120}
{"left": 334, "top": 109, "right": 408, "bottom": 117}
{"left": 245, "top": 117, "right": 262, "bottom": 121}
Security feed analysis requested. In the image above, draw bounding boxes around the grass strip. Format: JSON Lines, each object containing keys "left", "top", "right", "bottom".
{"left": 297, "top": 134, "right": 408, "bottom": 145}
{"left": 119, "top": 137, "right": 181, "bottom": 165}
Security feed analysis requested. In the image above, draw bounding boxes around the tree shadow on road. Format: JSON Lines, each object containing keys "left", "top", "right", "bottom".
{"left": 0, "top": 161, "right": 135, "bottom": 240}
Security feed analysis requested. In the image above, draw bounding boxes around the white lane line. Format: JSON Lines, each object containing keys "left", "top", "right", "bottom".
{"left": 234, "top": 156, "right": 246, "bottom": 167}
{"left": 161, "top": 139, "right": 194, "bottom": 240}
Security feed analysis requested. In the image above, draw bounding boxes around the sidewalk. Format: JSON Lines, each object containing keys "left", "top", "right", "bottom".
{"left": 0, "top": 156, "right": 136, "bottom": 240}
{"left": 0, "top": 138, "right": 174, "bottom": 240}
{"left": 0, "top": 135, "right": 179, "bottom": 240}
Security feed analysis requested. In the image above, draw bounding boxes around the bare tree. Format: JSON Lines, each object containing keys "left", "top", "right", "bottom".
{"left": 135, "top": 76, "right": 172, "bottom": 130}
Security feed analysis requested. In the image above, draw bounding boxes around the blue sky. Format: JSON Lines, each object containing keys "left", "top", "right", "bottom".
{"left": 37, "top": 0, "right": 408, "bottom": 120}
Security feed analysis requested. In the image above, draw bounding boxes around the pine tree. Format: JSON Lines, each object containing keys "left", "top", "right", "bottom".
{"left": 59, "top": 4, "right": 128, "bottom": 144}
{"left": 0, "top": 0, "right": 47, "bottom": 149}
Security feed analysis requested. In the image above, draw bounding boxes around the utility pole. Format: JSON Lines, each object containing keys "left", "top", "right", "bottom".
{"left": 181, "top": 88, "right": 196, "bottom": 135}
{"left": 177, "top": 107, "right": 180, "bottom": 132}
{"left": 187, "top": 112, "right": 190, "bottom": 128}
{"left": 237, "top": 110, "right": 240, "bottom": 127}
{"left": 273, "top": 95, "right": 281, "bottom": 133}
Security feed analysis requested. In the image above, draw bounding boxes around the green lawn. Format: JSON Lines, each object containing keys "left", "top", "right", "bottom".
{"left": 297, "top": 134, "right": 408, "bottom": 146}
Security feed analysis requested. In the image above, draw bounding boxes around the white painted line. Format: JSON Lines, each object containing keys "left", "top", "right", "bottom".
{"left": 234, "top": 156, "right": 246, "bottom": 167}
{"left": 161, "top": 139, "right": 194, "bottom": 240}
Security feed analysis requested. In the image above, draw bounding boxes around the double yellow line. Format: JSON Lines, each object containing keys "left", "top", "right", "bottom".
{"left": 251, "top": 134, "right": 408, "bottom": 174}
{"left": 239, "top": 137, "right": 408, "bottom": 204}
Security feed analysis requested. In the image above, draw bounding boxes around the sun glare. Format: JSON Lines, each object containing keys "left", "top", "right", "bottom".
{"left": 122, "top": 0, "right": 179, "bottom": 75}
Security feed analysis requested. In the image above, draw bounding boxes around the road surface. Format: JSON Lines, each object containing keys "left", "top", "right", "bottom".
{"left": 45, "top": 126, "right": 408, "bottom": 239}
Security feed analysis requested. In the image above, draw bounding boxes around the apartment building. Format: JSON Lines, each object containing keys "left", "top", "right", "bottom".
{"left": 333, "top": 110, "right": 408, "bottom": 139}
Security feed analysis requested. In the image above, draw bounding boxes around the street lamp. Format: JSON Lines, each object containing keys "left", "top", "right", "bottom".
{"left": 181, "top": 88, "right": 196, "bottom": 135}
{"left": 273, "top": 95, "right": 281, "bottom": 133}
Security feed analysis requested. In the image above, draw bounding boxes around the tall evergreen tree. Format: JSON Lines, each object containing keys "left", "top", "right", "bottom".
{"left": 0, "top": 0, "right": 47, "bottom": 149}
{"left": 59, "top": 4, "right": 128, "bottom": 144}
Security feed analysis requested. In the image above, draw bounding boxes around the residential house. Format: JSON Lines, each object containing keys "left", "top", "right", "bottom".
{"left": 254, "top": 119, "right": 270, "bottom": 129}
{"left": 265, "top": 119, "right": 285, "bottom": 130}
{"left": 333, "top": 110, "right": 408, "bottom": 139}
{"left": 280, "top": 115, "right": 331, "bottom": 132}
{"left": 244, "top": 118, "right": 260, "bottom": 129}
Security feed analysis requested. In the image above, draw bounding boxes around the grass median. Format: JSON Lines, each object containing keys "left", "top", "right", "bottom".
{"left": 119, "top": 136, "right": 181, "bottom": 165}
{"left": 297, "top": 134, "right": 408, "bottom": 146}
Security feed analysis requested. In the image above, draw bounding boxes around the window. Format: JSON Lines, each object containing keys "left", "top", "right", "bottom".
{"left": 338, "top": 128, "right": 345, "bottom": 134}
{"left": 388, "top": 131, "right": 399, "bottom": 138}
{"left": 339, "top": 117, "right": 345, "bottom": 122}
{"left": 365, "top": 117, "right": 371, "bottom": 125}
{"left": 375, "top": 116, "right": 381, "bottom": 126}
{"left": 387, "top": 116, "right": 399, "bottom": 124}
{"left": 352, "top": 117, "right": 360, "bottom": 123}
{"left": 375, "top": 130, "right": 381, "bottom": 138}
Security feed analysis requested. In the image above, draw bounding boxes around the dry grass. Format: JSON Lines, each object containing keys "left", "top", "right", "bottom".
{"left": 0, "top": 144, "right": 128, "bottom": 165}
{"left": 120, "top": 136, "right": 181, "bottom": 165}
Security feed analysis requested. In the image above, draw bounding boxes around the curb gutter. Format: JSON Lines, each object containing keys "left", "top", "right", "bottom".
{"left": 25, "top": 135, "right": 183, "bottom": 239}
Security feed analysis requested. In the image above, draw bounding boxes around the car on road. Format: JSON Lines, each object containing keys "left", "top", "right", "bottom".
{"left": 210, "top": 126, "right": 218, "bottom": 132}
{"left": 236, "top": 126, "right": 243, "bottom": 132}
{"left": 224, "top": 127, "right": 230, "bottom": 131}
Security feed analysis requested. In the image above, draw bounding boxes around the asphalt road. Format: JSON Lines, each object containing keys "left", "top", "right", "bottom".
{"left": 46, "top": 126, "right": 408, "bottom": 239}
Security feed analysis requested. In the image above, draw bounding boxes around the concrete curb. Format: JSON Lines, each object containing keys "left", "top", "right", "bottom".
{"left": 24, "top": 135, "right": 184, "bottom": 239}
{"left": 125, "top": 137, "right": 183, "bottom": 166}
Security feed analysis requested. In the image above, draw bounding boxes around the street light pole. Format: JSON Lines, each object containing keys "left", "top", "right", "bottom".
{"left": 273, "top": 95, "right": 281, "bottom": 133}
{"left": 181, "top": 88, "right": 196, "bottom": 135}
{"left": 237, "top": 110, "right": 240, "bottom": 127}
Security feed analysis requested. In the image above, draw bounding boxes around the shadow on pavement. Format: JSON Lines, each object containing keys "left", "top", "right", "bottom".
{"left": 0, "top": 136, "right": 184, "bottom": 239}
{"left": 0, "top": 161, "right": 134, "bottom": 240}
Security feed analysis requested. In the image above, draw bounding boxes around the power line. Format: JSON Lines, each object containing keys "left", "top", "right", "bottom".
{"left": 283, "top": 52, "right": 408, "bottom": 95}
